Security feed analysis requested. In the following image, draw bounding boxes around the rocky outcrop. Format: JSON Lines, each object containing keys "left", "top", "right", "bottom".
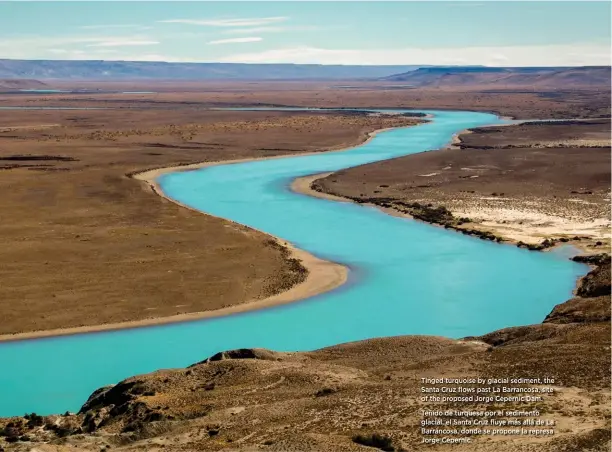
{"left": 544, "top": 296, "right": 610, "bottom": 324}
{"left": 78, "top": 379, "right": 165, "bottom": 433}
{"left": 576, "top": 260, "right": 611, "bottom": 298}
{"left": 541, "top": 255, "right": 611, "bottom": 324}
{"left": 200, "top": 348, "right": 284, "bottom": 364}
{"left": 571, "top": 253, "right": 610, "bottom": 266}
{"left": 80, "top": 381, "right": 147, "bottom": 414}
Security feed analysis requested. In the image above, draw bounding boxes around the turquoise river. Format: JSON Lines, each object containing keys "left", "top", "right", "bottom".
{"left": 0, "top": 110, "right": 587, "bottom": 416}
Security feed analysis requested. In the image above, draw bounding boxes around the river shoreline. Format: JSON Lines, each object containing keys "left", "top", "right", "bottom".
{"left": 293, "top": 172, "right": 601, "bottom": 255}
{"left": 1, "top": 113, "right": 600, "bottom": 344}
{"left": 0, "top": 115, "right": 590, "bottom": 343}
{"left": 0, "top": 125, "right": 422, "bottom": 343}
{"left": 0, "top": 109, "right": 600, "bottom": 429}
{"left": 302, "top": 117, "right": 609, "bottom": 254}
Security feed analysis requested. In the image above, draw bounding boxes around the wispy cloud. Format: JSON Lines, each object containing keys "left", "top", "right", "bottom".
{"left": 47, "top": 48, "right": 87, "bottom": 56}
{"left": 79, "top": 24, "right": 148, "bottom": 30}
{"left": 447, "top": 2, "right": 487, "bottom": 7}
{"left": 86, "top": 40, "right": 159, "bottom": 47}
{"left": 159, "top": 17, "right": 287, "bottom": 27}
{"left": 0, "top": 34, "right": 160, "bottom": 59}
{"left": 223, "top": 25, "right": 318, "bottom": 35}
{"left": 208, "top": 37, "right": 263, "bottom": 45}
{"left": 218, "top": 43, "right": 612, "bottom": 66}
{"left": 0, "top": 34, "right": 155, "bottom": 48}
{"left": 108, "top": 54, "right": 191, "bottom": 62}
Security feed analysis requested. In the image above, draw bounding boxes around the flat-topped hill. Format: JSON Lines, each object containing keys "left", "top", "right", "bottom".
{"left": 382, "top": 66, "right": 612, "bottom": 88}
{"left": 0, "top": 59, "right": 424, "bottom": 80}
{"left": 0, "top": 78, "right": 47, "bottom": 89}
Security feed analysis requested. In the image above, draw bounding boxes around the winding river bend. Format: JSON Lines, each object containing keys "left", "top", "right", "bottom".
{"left": 0, "top": 110, "right": 586, "bottom": 416}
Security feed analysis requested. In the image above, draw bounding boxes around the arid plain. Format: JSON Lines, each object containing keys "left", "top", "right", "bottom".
{"left": 0, "top": 81, "right": 610, "bottom": 451}
{"left": 310, "top": 119, "right": 610, "bottom": 250}
{"left": 0, "top": 101, "right": 423, "bottom": 337}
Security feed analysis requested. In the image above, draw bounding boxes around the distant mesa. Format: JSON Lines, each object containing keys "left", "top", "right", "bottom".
{"left": 0, "top": 58, "right": 426, "bottom": 80}
{"left": 380, "top": 66, "right": 612, "bottom": 88}
{"left": 0, "top": 78, "right": 48, "bottom": 89}
{"left": 0, "top": 59, "right": 608, "bottom": 87}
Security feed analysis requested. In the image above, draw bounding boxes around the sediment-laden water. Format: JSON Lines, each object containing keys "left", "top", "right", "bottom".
{"left": 0, "top": 110, "right": 586, "bottom": 416}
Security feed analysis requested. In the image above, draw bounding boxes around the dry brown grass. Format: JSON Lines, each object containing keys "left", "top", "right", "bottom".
{"left": 2, "top": 80, "right": 610, "bottom": 119}
{"left": 314, "top": 119, "right": 611, "bottom": 248}
{"left": 0, "top": 106, "right": 420, "bottom": 336}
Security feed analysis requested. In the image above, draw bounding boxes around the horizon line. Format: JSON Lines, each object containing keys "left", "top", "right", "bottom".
{"left": 1, "top": 58, "right": 611, "bottom": 68}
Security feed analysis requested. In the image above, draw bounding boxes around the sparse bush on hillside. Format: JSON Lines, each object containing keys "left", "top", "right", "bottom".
{"left": 314, "top": 387, "right": 337, "bottom": 397}
{"left": 352, "top": 433, "right": 396, "bottom": 451}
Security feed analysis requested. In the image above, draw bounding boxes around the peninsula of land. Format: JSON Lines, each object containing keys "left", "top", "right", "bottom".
{"left": 305, "top": 118, "right": 611, "bottom": 252}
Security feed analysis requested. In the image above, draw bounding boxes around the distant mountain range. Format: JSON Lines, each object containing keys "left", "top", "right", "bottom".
{"left": 0, "top": 78, "right": 48, "bottom": 89}
{"left": 0, "top": 59, "right": 426, "bottom": 80}
{"left": 381, "top": 66, "right": 611, "bottom": 88}
{"left": 0, "top": 59, "right": 608, "bottom": 88}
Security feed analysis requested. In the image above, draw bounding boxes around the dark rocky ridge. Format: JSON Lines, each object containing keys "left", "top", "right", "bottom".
{"left": 575, "top": 260, "right": 611, "bottom": 297}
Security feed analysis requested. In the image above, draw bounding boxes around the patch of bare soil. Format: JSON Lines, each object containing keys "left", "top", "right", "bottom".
{"left": 312, "top": 119, "right": 611, "bottom": 250}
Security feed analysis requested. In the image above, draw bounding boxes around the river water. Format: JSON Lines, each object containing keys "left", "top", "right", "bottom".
{"left": 0, "top": 110, "right": 586, "bottom": 416}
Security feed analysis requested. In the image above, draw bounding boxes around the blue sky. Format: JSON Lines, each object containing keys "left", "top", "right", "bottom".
{"left": 0, "top": 1, "right": 610, "bottom": 66}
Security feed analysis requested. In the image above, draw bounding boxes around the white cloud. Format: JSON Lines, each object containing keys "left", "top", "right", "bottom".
{"left": 223, "top": 25, "right": 318, "bottom": 35}
{"left": 109, "top": 54, "right": 188, "bottom": 62}
{"left": 79, "top": 24, "right": 147, "bottom": 30}
{"left": 45, "top": 48, "right": 87, "bottom": 57}
{"left": 218, "top": 43, "right": 612, "bottom": 66}
{"left": 86, "top": 40, "right": 159, "bottom": 47}
{"left": 0, "top": 34, "right": 160, "bottom": 59}
{"left": 491, "top": 53, "right": 510, "bottom": 62}
{"left": 0, "top": 35, "right": 125, "bottom": 48}
{"left": 158, "top": 17, "right": 287, "bottom": 27}
{"left": 1, "top": 33, "right": 609, "bottom": 67}
{"left": 446, "top": 2, "right": 487, "bottom": 7}
{"left": 208, "top": 37, "right": 263, "bottom": 45}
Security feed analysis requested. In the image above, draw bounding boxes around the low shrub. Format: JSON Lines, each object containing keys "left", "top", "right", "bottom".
{"left": 352, "top": 433, "right": 395, "bottom": 451}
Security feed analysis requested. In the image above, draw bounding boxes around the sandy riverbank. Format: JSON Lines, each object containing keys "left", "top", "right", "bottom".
{"left": 0, "top": 163, "right": 347, "bottom": 343}
{"left": 291, "top": 172, "right": 424, "bottom": 227}
{"left": 0, "top": 125, "right": 424, "bottom": 343}
{"left": 0, "top": 241, "right": 345, "bottom": 343}
{"left": 446, "top": 116, "right": 516, "bottom": 150}
{"left": 298, "top": 173, "right": 610, "bottom": 254}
